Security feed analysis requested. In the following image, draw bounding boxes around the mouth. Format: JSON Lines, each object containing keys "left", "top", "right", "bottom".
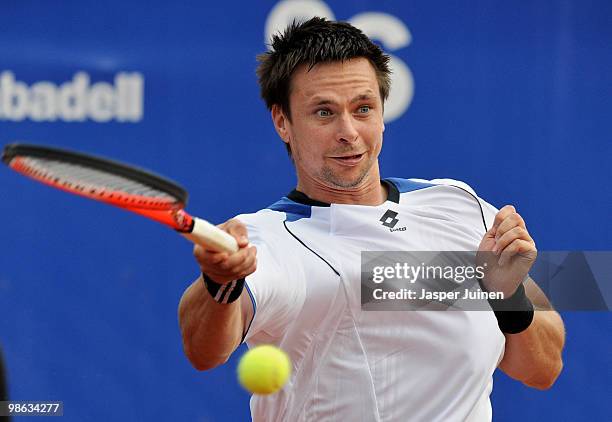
{"left": 329, "top": 153, "right": 365, "bottom": 166}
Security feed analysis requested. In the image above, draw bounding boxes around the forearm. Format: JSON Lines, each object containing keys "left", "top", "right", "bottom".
{"left": 498, "top": 310, "right": 565, "bottom": 389}
{"left": 178, "top": 275, "right": 243, "bottom": 371}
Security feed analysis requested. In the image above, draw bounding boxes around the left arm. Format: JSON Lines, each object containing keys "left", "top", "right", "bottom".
{"left": 498, "top": 278, "right": 565, "bottom": 389}
{"left": 479, "top": 205, "right": 565, "bottom": 389}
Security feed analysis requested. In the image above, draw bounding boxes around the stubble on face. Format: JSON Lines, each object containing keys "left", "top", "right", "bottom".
{"left": 320, "top": 156, "right": 373, "bottom": 188}
{"left": 289, "top": 132, "right": 377, "bottom": 189}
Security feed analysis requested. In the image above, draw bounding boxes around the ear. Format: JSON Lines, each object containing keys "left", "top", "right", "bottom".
{"left": 271, "top": 104, "right": 290, "bottom": 145}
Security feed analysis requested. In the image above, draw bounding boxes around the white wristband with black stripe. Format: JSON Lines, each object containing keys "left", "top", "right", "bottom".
{"left": 202, "top": 273, "right": 245, "bottom": 304}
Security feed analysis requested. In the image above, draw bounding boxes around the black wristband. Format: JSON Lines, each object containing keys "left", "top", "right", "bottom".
{"left": 479, "top": 281, "right": 534, "bottom": 334}
{"left": 202, "top": 273, "right": 245, "bottom": 304}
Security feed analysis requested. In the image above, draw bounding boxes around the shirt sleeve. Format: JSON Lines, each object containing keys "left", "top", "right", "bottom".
{"left": 425, "top": 178, "right": 500, "bottom": 233}
{"left": 238, "top": 215, "right": 306, "bottom": 344}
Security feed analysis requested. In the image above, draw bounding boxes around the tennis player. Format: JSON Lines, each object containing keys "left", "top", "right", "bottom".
{"left": 179, "top": 17, "right": 565, "bottom": 421}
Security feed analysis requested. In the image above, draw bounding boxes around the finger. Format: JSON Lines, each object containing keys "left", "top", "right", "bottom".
{"left": 493, "top": 226, "right": 533, "bottom": 255}
{"left": 498, "top": 239, "right": 536, "bottom": 266}
{"left": 239, "top": 262, "right": 258, "bottom": 279}
{"left": 495, "top": 212, "right": 526, "bottom": 240}
{"left": 230, "top": 248, "right": 258, "bottom": 278}
{"left": 193, "top": 244, "right": 205, "bottom": 260}
{"left": 194, "top": 244, "right": 220, "bottom": 263}
{"left": 209, "top": 251, "right": 229, "bottom": 264}
{"left": 194, "top": 245, "right": 227, "bottom": 265}
{"left": 219, "top": 244, "right": 257, "bottom": 271}
{"left": 492, "top": 205, "right": 516, "bottom": 230}
{"left": 484, "top": 224, "right": 497, "bottom": 239}
{"left": 210, "top": 247, "right": 257, "bottom": 282}
{"left": 222, "top": 219, "right": 250, "bottom": 247}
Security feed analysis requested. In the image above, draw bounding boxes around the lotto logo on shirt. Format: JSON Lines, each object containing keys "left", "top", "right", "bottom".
{"left": 0, "top": 71, "right": 144, "bottom": 122}
{"left": 379, "top": 209, "right": 406, "bottom": 231}
{"left": 379, "top": 209, "right": 399, "bottom": 228}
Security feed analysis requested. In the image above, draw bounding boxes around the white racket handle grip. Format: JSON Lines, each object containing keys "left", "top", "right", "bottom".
{"left": 182, "top": 217, "right": 239, "bottom": 253}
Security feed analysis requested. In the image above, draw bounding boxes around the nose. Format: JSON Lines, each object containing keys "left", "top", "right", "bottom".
{"left": 336, "top": 112, "right": 359, "bottom": 144}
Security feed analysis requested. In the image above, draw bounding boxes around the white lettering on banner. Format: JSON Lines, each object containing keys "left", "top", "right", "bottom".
{"left": 265, "top": 0, "right": 414, "bottom": 122}
{"left": 0, "top": 71, "right": 144, "bottom": 123}
{"left": 265, "top": 0, "right": 336, "bottom": 42}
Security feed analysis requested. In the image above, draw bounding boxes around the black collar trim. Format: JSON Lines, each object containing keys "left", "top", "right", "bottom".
{"left": 286, "top": 179, "right": 400, "bottom": 206}
{"left": 383, "top": 179, "right": 400, "bottom": 203}
{"left": 286, "top": 190, "right": 330, "bottom": 207}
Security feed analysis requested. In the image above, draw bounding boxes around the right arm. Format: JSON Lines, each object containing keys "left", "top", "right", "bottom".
{"left": 178, "top": 219, "right": 257, "bottom": 371}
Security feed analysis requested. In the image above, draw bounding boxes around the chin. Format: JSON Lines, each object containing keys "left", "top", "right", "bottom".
{"left": 326, "top": 170, "right": 371, "bottom": 189}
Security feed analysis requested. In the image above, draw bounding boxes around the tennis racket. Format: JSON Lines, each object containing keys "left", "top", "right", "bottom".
{"left": 2, "top": 143, "right": 238, "bottom": 253}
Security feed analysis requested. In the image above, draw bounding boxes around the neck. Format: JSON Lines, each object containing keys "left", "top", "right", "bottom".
{"left": 296, "top": 169, "right": 387, "bottom": 206}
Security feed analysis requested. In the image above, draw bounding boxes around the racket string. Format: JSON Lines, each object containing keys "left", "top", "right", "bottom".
{"left": 22, "top": 157, "right": 177, "bottom": 203}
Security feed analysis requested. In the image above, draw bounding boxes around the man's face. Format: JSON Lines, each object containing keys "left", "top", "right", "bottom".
{"left": 274, "top": 58, "right": 385, "bottom": 192}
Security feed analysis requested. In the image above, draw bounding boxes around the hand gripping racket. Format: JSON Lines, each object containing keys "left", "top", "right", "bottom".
{"left": 2, "top": 143, "right": 238, "bottom": 253}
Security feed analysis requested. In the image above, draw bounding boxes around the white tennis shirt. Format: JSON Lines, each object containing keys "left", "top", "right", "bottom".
{"left": 238, "top": 178, "right": 506, "bottom": 421}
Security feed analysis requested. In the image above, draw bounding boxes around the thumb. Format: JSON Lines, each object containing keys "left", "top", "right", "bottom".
{"left": 484, "top": 224, "right": 497, "bottom": 239}
{"left": 223, "top": 219, "right": 250, "bottom": 248}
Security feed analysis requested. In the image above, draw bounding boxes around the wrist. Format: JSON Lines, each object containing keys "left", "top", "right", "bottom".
{"left": 202, "top": 273, "right": 245, "bottom": 304}
{"left": 479, "top": 280, "right": 534, "bottom": 334}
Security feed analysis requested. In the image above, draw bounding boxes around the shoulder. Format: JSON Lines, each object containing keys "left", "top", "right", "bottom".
{"left": 235, "top": 208, "right": 285, "bottom": 229}
{"left": 386, "top": 177, "right": 479, "bottom": 196}
{"left": 234, "top": 197, "right": 320, "bottom": 249}
{"left": 232, "top": 208, "right": 287, "bottom": 249}
{"left": 236, "top": 194, "right": 316, "bottom": 227}
{"left": 387, "top": 177, "right": 498, "bottom": 231}
{"left": 387, "top": 177, "right": 485, "bottom": 208}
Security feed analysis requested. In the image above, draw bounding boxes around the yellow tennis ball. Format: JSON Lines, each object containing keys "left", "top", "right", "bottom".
{"left": 237, "top": 345, "right": 291, "bottom": 395}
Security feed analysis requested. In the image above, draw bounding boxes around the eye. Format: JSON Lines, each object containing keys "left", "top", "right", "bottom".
{"left": 358, "top": 105, "right": 371, "bottom": 114}
{"left": 317, "top": 109, "right": 331, "bottom": 117}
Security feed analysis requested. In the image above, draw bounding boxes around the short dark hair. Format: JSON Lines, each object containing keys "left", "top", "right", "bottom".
{"left": 256, "top": 17, "right": 391, "bottom": 154}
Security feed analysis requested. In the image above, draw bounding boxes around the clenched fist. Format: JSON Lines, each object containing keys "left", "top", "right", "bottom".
{"left": 477, "top": 205, "right": 537, "bottom": 297}
{"left": 193, "top": 218, "right": 257, "bottom": 284}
